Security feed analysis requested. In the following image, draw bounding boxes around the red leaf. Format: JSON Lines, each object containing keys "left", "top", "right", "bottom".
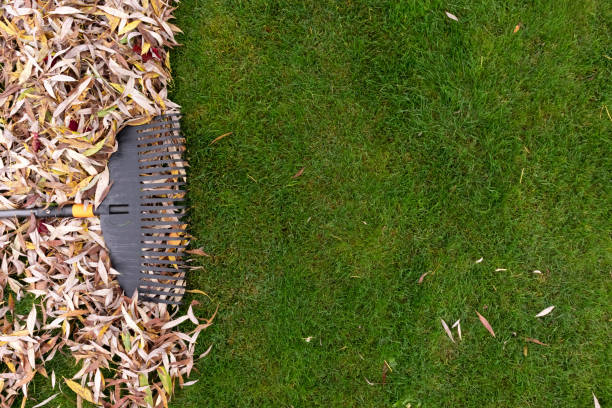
{"left": 142, "top": 51, "right": 153, "bottom": 62}
{"left": 132, "top": 40, "right": 142, "bottom": 54}
{"left": 31, "top": 132, "right": 40, "bottom": 152}
{"left": 37, "top": 220, "right": 49, "bottom": 235}
{"left": 292, "top": 167, "right": 305, "bottom": 179}
{"left": 525, "top": 337, "right": 548, "bottom": 346}
{"left": 152, "top": 47, "right": 162, "bottom": 59}
{"left": 69, "top": 120, "right": 78, "bottom": 132}
{"left": 476, "top": 311, "right": 495, "bottom": 337}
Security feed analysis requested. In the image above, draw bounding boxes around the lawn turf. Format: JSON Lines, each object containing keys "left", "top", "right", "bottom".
{"left": 167, "top": 0, "right": 611, "bottom": 407}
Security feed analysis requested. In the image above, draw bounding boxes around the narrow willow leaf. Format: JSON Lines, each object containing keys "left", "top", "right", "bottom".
{"left": 445, "top": 11, "right": 459, "bottom": 21}
{"left": 64, "top": 379, "right": 95, "bottom": 404}
{"left": 440, "top": 318, "right": 455, "bottom": 343}
{"left": 535, "top": 306, "right": 554, "bottom": 317}
{"left": 476, "top": 311, "right": 495, "bottom": 337}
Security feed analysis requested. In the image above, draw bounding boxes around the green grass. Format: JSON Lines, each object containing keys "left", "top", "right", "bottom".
{"left": 166, "top": 0, "right": 611, "bottom": 407}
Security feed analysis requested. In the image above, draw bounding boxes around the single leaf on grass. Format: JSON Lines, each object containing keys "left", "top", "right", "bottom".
{"left": 26, "top": 306, "right": 36, "bottom": 336}
{"left": 475, "top": 257, "right": 483, "bottom": 263}
{"left": 525, "top": 337, "right": 548, "bottom": 346}
{"left": 440, "top": 319, "right": 455, "bottom": 342}
{"left": 292, "top": 167, "right": 305, "bottom": 179}
{"left": 417, "top": 272, "right": 428, "bottom": 284}
{"left": 64, "top": 379, "right": 95, "bottom": 404}
{"left": 32, "top": 394, "right": 58, "bottom": 408}
{"left": 513, "top": 24, "right": 520, "bottom": 33}
{"left": 593, "top": 392, "right": 601, "bottom": 408}
{"left": 476, "top": 311, "right": 495, "bottom": 337}
{"left": 445, "top": 11, "right": 459, "bottom": 21}
{"left": 535, "top": 306, "right": 554, "bottom": 317}
{"left": 209, "top": 132, "right": 232, "bottom": 145}
{"left": 185, "top": 248, "right": 210, "bottom": 257}
{"left": 452, "top": 319, "right": 462, "bottom": 340}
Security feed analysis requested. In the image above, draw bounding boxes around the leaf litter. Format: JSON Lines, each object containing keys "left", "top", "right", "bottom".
{"left": 0, "top": 1, "right": 213, "bottom": 407}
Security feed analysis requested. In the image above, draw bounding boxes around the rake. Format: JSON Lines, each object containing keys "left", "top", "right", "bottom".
{"left": 0, "top": 114, "right": 189, "bottom": 305}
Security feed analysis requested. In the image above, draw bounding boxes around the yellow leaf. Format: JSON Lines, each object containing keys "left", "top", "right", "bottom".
{"left": 157, "top": 367, "right": 172, "bottom": 395}
{"left": 0, "top": 19, "right": 16, "bottom": 36}
{"left": 142, "top": 41, "right": 151, "bottom": 55}
{"left": 151, "top": 0, "right": 160, "bottom": 16}
{"left": 83, "top": 137, "right": 107, "bottom": 156}
{"left": 165, "top": 52, "right": 171, "bottom": 70}
{"left": 25, "top": 242, "right": 35, "bottom": 250}
{"left": 65, "top": 378, "right": 95, "bottom": 404}
{"left": 4, "top": 359, "right": 15, "bottom": 373}
{"left": 119, "top": 20, "right": 141, "bottom": 35}
{"left": 109, "top": 82, "right": 125, "bottom": 93}
{"left": 0, "top": 379, "right": 4, "bottom": 392}
{"left": 107, "top": 15, "right": 120, "bottom": 33}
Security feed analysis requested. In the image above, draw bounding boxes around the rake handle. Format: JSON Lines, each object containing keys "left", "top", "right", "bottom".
{"left": 0, "top": 204, "right": 98, "bottom": 219}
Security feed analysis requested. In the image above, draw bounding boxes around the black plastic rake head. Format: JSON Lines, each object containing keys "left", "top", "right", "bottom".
{"left": 0, "top": 114, "right": 189, "bottom": 305}
{"left": 100, "top": 113, "right": 188, "bottom": 305}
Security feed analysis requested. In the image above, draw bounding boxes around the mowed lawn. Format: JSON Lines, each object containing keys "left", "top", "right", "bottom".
{"left": 169, "top": 0, "right": 611, "bottom": 407}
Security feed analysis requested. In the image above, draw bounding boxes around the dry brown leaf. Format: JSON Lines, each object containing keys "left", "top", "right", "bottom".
{"left": 185, "top": 248, "right": 211, "bottom": 257}
{"left": 209, "top": 132, "right": 232, "bottom": 145}
{"left": 292, "top": 167, "right": 305, "bottom": 179}
{"left": 525, "top": 337, "right": 548, "bottom": 346}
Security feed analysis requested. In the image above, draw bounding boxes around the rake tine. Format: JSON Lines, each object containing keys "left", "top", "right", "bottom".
{"left": 141, "top": 228, "right": 186, "bottom": 234}
{"left": 141, "top": 243, "right": 188, "bottom": 249}
{"left": 138, "top": 273, "right": 185, "bottom": 281}
{"left": 139, "top": 167, "right": 188, "bottom": 176}
{"left": 138, "top": 151, "right": 185, "bottom": 161}
{"left": 140, "top": 221, "right": 185, "bottom": 229}
{"left": 135, "top": 119, "right": 181, "bottom": 132}
{"left": 138, "top": 143, "right": 186, "bottom": 154}
{"left": 139, "top": 296, "right": 182, "bottom": 305}
{"left": 137, "top": 128, "right": 182, "bottom": 140}
{"left": 138, "top": 281, "right": 186, "bottom": 290}
{"left": 152, "top": 113, "right": 182, "bottom": 121}
{"left": 140, "top": 204, "right": 186, "bottom": 211}
{"left": 139, "top": 288, "right": 185, "bottom": 297}
{"left": 140, "top": 251, "right": 185, "bottom": 258}
{"left": 141, "top": 199, "right": 186, "bottom": 206}
{"left": 140, "top": 189, "right": 186, "bottom": 197}
{"left": 141, "top": 259, "right": 186, "bottom": 266}
{"left": 137, "top": 133, "right": 184, "bottom": 144}
{"left": 139, "top": 159, "right": 186, "bottom": 169}
{"left": 140, "top": 181, "right": 186, "bottom": 188}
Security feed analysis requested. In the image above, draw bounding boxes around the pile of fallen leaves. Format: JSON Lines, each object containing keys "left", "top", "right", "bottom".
{"left": 0, "top": 1, "right": 213, "bottom": 407}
